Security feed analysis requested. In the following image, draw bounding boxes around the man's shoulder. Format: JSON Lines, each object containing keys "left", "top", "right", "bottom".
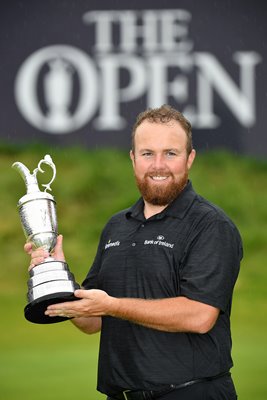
{"left": 193, "top": 193, "right": 237, "bottom": 228}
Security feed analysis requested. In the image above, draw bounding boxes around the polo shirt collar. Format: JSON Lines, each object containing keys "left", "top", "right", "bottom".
{"left": 126, "top": 181, "right": 197, "bottom": 221}
{"left": 126, "top": 197, "right": 145, "bottom": 221}
{"left": 164, "top": 181, "right": 197, "bottom": 219}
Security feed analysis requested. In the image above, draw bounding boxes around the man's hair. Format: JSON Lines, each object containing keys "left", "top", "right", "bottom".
{"left": 131, "top": 104, "right": 193, "bottom": 155}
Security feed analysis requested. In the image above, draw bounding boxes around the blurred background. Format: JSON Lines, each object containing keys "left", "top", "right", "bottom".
{"left": 0, "top": 1, "right": 266, "bottom": 399}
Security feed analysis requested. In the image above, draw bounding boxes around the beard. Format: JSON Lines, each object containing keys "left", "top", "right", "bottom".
{"left": 135, "top": 169, "right": 188, "bottom": 206}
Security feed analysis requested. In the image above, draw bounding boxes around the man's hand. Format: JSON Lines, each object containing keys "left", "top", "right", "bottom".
{"left": 24, "top": 234, "right": 65, "bottom": 270}
{"left": 45, "top": 289, "right": 114, "bottom": 319}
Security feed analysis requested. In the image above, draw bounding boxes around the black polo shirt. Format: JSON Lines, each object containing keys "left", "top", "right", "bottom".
{"left": 82, "top": 181, "right": 243, "bottom": 397}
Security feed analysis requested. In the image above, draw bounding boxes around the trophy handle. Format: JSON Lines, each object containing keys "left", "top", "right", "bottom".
{"left": 34, "top": 154, "right": 56, "bottom": 193}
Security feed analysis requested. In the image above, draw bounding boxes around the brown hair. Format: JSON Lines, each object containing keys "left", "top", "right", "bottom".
{"left": 131, "top": 104, "right": 193, "bottom": 155}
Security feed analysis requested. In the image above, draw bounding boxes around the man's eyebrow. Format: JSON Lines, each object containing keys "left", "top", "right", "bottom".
{"left": 165, "top": 148, "right": 180, "bottom": 152}
{"left": 138, "top": 148, "right": 153, "bottom": 152}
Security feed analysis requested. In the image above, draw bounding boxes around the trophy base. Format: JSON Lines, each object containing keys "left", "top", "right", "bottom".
{"left": 25, "top": 259, "right": 80, "bottom": 324}
{"left": 24, "top": 292, "right": 79, "bottom": 324}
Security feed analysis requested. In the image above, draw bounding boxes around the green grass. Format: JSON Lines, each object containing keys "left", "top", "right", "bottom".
{"left": 0, "top": 144, "right": 267, "bottom": 399}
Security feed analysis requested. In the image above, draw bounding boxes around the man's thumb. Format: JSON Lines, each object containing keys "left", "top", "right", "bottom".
{"left": 53, "top": 234, "right": 65, "bottom": 261}
{"left": 74, "top": 289, "right": 88, "bottom": 299}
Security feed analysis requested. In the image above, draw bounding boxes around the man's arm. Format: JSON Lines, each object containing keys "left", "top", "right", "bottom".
{"left": 45, "top": 289, "right": 219, "bottom": 334}
{"left": 70, "top": 316, "right": 102, "bottom": 334}
{"left": 109, "top": 295, "right": 219, "bottom": 333}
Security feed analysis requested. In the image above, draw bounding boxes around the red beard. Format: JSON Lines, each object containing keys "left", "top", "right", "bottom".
{"left": 135, "top": 169, "right": 188, "bottom": 206}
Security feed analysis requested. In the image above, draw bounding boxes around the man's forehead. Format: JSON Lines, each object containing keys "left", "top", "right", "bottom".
{"left": 135, "top": 120, "right": 187, "bottom": 143}
{"left": 136, "top": 119, "right": 181, "bottom": 130}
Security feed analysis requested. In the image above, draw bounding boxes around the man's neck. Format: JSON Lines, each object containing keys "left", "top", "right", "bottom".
{"left": 143, "top": 201, "right": 168, "bottom": 219}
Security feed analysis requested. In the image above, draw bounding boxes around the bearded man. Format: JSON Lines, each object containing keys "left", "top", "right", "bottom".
{"left": 26, "top": 105, "right": 242, "bottom": 400}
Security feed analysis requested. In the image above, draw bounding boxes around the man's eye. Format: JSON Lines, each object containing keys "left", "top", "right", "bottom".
{"left": 166, "top": 151, "right": 177, "bottom": 157}
{"left": 142, "top": 152, "right": 153, "bottom": 157}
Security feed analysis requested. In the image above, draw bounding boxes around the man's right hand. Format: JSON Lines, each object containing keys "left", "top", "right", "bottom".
{"left": 24, "top": 234, "right": 66, "bottom": 271}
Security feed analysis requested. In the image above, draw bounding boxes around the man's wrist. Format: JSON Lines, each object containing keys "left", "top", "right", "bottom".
{"left": 107, "top": 296, "right": 120, "bottom": 317}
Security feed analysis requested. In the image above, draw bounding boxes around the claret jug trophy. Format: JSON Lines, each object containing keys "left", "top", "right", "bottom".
{"left": 12, "top": 154, "right": 79, "bottom": 324}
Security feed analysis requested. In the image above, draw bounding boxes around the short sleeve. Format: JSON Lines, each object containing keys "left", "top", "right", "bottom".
{"left": 81, "top": 228, "right": 106, "bottom": 289}
{"left": 180, "top": 217, "right": 242, "bottom": 312}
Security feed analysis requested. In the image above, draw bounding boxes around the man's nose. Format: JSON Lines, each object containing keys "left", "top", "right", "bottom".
{"left": 152, "top": 154, "right": 165, "bottom": 169}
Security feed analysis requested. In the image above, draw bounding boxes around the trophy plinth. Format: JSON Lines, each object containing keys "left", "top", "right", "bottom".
{"left": 12, "top": 154, "right": 80, "bottom": 324}
{"left": 24, "top": 258, "right": 80, "bottom": 324}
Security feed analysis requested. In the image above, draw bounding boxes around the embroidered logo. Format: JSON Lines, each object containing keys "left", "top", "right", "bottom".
{"left": 104, "top": 239, "right": 120, "bottom": 250}
{"left": 144, "top": 235, "right": 174, "bottom": 249}
{"left": 157, "top": 235, "right": 165, "bottom": 240}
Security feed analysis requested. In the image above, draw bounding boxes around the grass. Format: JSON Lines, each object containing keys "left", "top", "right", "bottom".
{"left": 0, "top": 144, "right": 267, "bottom": 399}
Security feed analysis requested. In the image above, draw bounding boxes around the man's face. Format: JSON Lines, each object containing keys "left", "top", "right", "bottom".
{"left": 130, "top": 120, "right": 196, "bottom": 206}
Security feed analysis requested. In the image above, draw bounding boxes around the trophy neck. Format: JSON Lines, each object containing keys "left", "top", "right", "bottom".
{"left": 17, "top": 191, "right": 55, "bottom": 207}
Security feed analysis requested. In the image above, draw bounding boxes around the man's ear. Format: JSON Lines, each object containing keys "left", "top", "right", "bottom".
{"left": 187, "top": 149, "right": 196, "bottom": 170}
{"left": 130, "top": 150, "right": 135, "bottom": 165}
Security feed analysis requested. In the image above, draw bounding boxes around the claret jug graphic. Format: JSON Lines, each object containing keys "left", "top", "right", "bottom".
{"left": 12, "top": 154, "right": 79, "bottom": 324}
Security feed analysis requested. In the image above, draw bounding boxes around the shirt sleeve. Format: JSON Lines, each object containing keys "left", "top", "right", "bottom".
{"left": 81, "top": 228, "right": 106, "bottom": 289}
{"left": 179, "top": 216, "right": 243, "bottom": 312}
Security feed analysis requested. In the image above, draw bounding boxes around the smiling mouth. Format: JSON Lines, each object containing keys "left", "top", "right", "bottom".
{"left": 150, "top": 176, "right": 169, "bottom": 181}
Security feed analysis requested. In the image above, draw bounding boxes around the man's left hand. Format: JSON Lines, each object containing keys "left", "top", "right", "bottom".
{"left": 45, "top": 289, "right": 113, "bottom": 319}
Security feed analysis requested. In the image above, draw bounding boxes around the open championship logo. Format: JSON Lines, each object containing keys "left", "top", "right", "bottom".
{"left": 14, "top": 9, "right": 261, "bottom": 134}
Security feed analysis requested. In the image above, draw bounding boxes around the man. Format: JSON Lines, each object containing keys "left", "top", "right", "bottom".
{"left": 25, "top": 105, "right": 242, "bottom": 400}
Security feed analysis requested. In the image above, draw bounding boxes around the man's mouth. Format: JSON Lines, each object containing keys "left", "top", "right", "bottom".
{"left": 150, "top": 175, "right": 169, "bottom": 181}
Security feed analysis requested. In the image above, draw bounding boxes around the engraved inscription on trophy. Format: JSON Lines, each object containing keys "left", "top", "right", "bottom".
{"left": 12, "top": 154, "right": 79, "bottom": 324}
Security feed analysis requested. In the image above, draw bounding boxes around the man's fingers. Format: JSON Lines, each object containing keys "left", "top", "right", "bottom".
{"left": 26, "top": 247, "right": 50, "bottom": 270}
{"left": 74, "top": 289, "right": 88, "bottom": 299}
{"left": 24, "top": 234, "right": 65, "bottom": 272}
{"left": 45, "top": 300, "right": 81, "bottom": 317}
{"left": 24, "top": 242, "right": 33, "bottom": 254}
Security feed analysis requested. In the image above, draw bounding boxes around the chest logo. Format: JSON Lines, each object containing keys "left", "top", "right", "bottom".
{"left": 157, "top": 235, "right": 165, "bottom": 240}
{"left": 144, "top": 236, "right": 174, "bottom": 249}
{"left": 104, "top": 240, "right": 120, "bottom": 250}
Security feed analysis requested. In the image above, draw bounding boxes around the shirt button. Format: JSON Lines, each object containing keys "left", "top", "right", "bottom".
{"left": 132, "top": 242, "right": 136, "bottom": 246}
{"left": 141, "top": 224, "right": 145, "bottom": 228}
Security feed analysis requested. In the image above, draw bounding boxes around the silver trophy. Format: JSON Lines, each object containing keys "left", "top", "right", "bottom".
{"left": 12, "top": 154, "right": 79, "bottom": 324}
